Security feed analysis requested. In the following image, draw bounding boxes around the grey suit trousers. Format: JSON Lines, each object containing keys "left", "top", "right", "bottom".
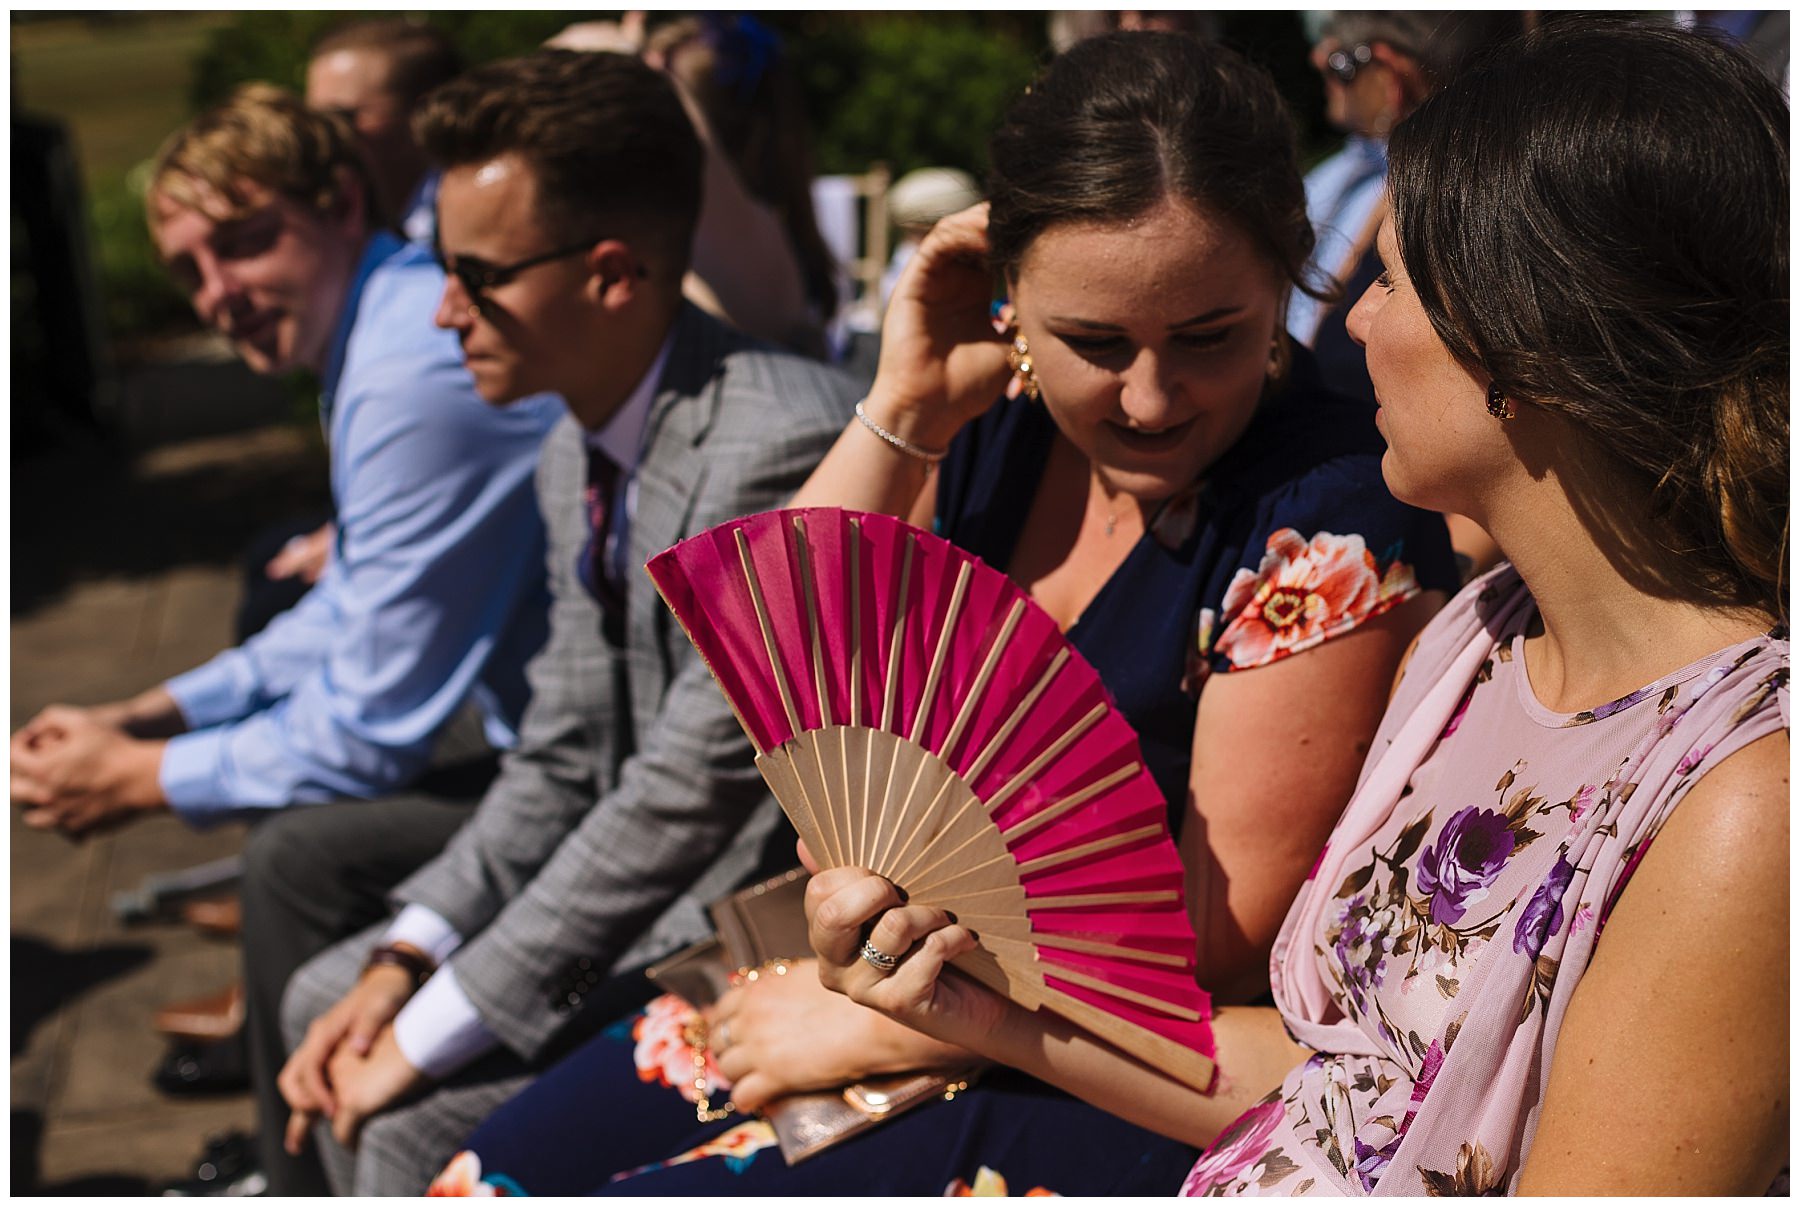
{"left": 281, "top": 925, "right": 657, "bottom": 1195}
{"left": 243, "top": 757, "right": 495, "bottom": 1195}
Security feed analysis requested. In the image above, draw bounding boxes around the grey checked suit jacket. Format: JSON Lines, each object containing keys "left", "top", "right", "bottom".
{"left": 392, "top": 304, "right": 859, "bottom": 1061}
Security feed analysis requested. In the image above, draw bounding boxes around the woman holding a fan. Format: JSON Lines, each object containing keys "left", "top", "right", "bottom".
{"left": 429, "top": 30, "right": 1460, "bottom": 1196}
{"left": 811, "top": 19, "right": 1789, "bottom": 1196}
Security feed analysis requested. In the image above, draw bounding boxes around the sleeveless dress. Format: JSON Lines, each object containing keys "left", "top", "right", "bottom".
{"left": 1181, "top": 567, "right": 1789, "bottom": 1196}
{"left": 427, "top": 350, "right": 1460, "bottom": 1196}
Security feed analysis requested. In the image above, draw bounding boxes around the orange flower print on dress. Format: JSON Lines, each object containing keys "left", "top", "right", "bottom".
{"left": 631, "top": 993, "right": 729, "bottom": 1102}
{"left": 946, "top": 1166, "right": 1060, "bottom": 1195}
{"left": 1216, "top": 530, "right": 1419, "bottom": 670}
{"left": 427, "top": 1150, "right": 521, "bottom": 1196}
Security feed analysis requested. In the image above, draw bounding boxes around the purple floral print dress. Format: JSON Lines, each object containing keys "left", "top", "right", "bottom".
{"left": 1183, "top": 566, "right": 1788, "bottom": 1196}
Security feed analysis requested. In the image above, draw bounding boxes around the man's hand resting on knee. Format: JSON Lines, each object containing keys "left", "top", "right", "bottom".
{"left": 323, "top": 1024, "right": 429, "bottom": 1149}
{"left": 280, "top": 960, "right": 424, "bottom": 1154}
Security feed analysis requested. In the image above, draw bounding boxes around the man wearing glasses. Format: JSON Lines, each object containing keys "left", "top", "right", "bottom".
{"left": 273, "top": 50, "right": 858, "bottom": 1195}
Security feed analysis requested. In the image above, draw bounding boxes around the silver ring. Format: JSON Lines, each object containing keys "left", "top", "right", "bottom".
{"left": 858, "top": 939, "right": 900, "bottom": 975}
{"left": 713, "top": 1019, "right": 732, "bottom": 1051}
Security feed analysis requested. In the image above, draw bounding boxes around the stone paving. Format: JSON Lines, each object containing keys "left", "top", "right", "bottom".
{"left": 12, "top": 352, "right": 329, "bottom": 1193}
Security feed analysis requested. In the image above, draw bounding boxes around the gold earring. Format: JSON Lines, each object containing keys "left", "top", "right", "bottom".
{"left": 1007, "top": 329, "right": 1041, "bottom": 402}
{"left": 467, "top": 303, "right": 482, "bottom": 319}
{"left": 1486, "top": 382, "right": 1515, "bottom": 420}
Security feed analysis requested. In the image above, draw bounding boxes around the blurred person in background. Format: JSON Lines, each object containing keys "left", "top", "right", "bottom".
{"left": 878, "top": 166, "right": 982, "bottom": 311}
{"left": 1290, "top": 11, "right": 1521, "bottom": 579}
{"left": 550, "top": 13, "right": 836, "bottom": 357}
{"left": 306, "top": 17, "right": 463, "bottom": 245}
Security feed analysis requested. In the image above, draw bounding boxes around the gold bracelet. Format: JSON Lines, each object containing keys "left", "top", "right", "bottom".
{"left": 685, "top": 960, "right": 794, "bottom": 1123}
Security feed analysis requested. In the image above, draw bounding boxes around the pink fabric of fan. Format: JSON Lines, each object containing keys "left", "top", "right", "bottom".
{"left": 648, "top": 507, "right": 1216, "bottom": 1090}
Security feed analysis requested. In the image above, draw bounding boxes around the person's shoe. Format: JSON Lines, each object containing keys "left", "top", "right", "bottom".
{"left": 152, "top": 1035, "right": 249, "bottom": 1096}
{"left": 179, "top": 895, "right": 242, "bottom": 938}
{"left": 154, "top": 982, "right": 245, "bottom": 1042}
{"left": 159, "top": 1131, "right": 267, "bottom": 1196}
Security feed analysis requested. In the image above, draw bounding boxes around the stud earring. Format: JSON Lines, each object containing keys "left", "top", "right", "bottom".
{"left": 1006, "top": 329, "right": 1041, "bottom": 402}
{"left": 1486, "top": 383, "right": 1515, "bottom": 420}
{"left": 467, "top": 303, "right": 482, "bottom": 319}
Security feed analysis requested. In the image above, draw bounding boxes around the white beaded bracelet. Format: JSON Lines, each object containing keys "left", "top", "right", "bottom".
{"left": 853, "top": 400, "right": 949, "bottom": 464}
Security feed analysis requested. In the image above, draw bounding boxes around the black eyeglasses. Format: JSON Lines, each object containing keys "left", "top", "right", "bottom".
{"left": 434, "top": 238, "right": 602, "bottom": 302}
{"left": 1326, "top": 42, "right": 1375, "bottom": 83}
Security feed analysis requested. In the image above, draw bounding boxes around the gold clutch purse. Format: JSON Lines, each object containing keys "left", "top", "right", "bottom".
{"left": 645, "top": 868, "right": 981, "bottom": 1164}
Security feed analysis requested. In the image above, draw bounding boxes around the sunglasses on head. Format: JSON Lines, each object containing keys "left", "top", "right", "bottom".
{"left": 1326, "top": 42, "right": 1376, "bottom": 83}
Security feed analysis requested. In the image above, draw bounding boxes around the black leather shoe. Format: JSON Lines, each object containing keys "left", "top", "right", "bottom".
{"left": 152, "top": 1035, "right": 248, "bottom": 1096}
{"left": 159, "top": 1131, "right": 267, "bottom": 1196}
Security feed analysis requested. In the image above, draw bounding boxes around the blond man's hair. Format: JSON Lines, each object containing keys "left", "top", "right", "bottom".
{"left": 148, "top": 83, "right": 380, "bottom": 232}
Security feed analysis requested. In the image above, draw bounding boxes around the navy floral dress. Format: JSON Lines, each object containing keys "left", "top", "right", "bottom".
{"left": 427, "top": 348, "right": 1459, "bottom": 1197}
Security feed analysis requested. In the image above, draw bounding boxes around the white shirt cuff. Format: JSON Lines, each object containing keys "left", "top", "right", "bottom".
{"left": 392, "top": 965, "right": 501, "bottom": 1080}
{"left": 382, "top": 904, "right": 466, "bottom": 967}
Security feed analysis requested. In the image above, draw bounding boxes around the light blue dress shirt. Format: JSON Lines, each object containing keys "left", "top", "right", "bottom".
{"left": 1287, "top": 135, "right": 1390, "bottom": 347}
{"left": 160, "top": 233, "right": 563, "bottom": 823}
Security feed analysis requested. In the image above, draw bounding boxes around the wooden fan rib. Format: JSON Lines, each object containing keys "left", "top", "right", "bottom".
{"left": 645, "top": 556, "right": 765, "bottom": 757}
{"left": 1031, "top": 933, "right": 1190, "bottom": 969}
{"left": 907, "top": 561, "right": 973, "bottom": 744}
{"left": 883, "top": 782, "right": 987, "bottom": 889}
{"left": 865, "top": 736, "right": 921, "bottom": 872}
{"left": 964, "top": 649, "right": 1069, "bottom": 784}
{"left": 1041, "top": 993, "right": 1216, "bottom": 1093}
{"left": 755, "top": 750, "right": 833, "bottom": 878}
{"left": 902, "top": 845, "right": 1015, "bottom": 900}
{"left": 848, "top": 516, "right": 863, "bottom": 728}
{"left": 733, "top": 528, "right": 802, "bottom": 741}
{"left": 1014, "top": 823, "right": 1165, "bottom": 877}
{"left": 1028, "top": 889, "right": 1181, "bottom": 909}
{"left": 985, "top": 702, "right": 1110, "bottom": 815}
{"left": 999, "top": 763, "right": 1139, "bottom": 844}
{"left": 795, "top": 731, "right": 850, "bottom": 870}
{"left": 791, "top": 514, "right": 833, "bottom": 727}
{"left": 878, "top": 535, "right": 915, "bottom": 734}
{"left": 939, "top": 599, "right": 1027, "bottom": 766}
{"left": 1043, "top": 965, "right": 1204, "bottom": 1023}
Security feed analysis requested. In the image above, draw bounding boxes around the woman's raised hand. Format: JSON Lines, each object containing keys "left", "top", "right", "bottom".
{"left": 863, "top": 203, "right": 1015, "bottom": 448}
{"left": 803, "top": 866, "right": 1008, "bottom": 1052}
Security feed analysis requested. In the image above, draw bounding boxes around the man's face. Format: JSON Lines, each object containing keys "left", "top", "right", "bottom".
{"left": 306, "top": 47, "right": 424, "bottom": 217}
{"left": 1310, "top": 36, "right": 1397, "bottom": 137}
{"left": 433, "top": 153, "right": 594, "bottom": 405}
{"left": 150, "top": 177, "right": 361, "bottom": 376}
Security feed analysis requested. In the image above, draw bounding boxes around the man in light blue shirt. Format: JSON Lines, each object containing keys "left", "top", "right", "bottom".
{"left": 11, "top": 84, "right": 558, "bottom": 832}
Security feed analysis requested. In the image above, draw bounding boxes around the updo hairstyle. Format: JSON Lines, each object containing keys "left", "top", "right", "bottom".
{"left": 1387, "top": 20, "right": 1788, "bottom": 620}
{"left": 986, "top": 31, "right": 1322, "bottom": 318}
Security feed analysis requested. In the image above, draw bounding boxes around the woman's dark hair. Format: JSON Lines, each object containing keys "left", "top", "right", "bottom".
{"left": 987, "top": 31, "right": 1320, "bottom": 310}
{"left": 1388, "top": 19, "right": 1789, "bottom": 619}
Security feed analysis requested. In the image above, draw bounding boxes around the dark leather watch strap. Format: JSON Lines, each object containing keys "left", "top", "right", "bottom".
{"left": 363, "top": 943, "right": 434, "bottom": 989}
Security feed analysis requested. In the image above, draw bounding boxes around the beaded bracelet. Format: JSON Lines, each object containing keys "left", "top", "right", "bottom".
{"left": 853, "top": 400, "right": 949, "bottom": 464}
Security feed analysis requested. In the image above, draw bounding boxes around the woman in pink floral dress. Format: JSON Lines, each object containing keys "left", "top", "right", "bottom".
{"left": 809, "top": 19, "right": 1789, "bottom": 1196}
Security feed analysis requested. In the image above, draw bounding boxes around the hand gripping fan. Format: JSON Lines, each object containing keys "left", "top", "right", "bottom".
{"left": 647, "top": 507, "right": 1216, "bottom": 1090}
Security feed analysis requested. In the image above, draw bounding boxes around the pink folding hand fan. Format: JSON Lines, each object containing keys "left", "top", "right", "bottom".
{"left": 647, "top": 507, "right": 1215, "bottom": 1090}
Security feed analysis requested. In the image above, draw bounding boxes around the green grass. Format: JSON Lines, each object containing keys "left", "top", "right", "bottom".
{"left": 13, "top": 13, "right": 228, "bottom": 184}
